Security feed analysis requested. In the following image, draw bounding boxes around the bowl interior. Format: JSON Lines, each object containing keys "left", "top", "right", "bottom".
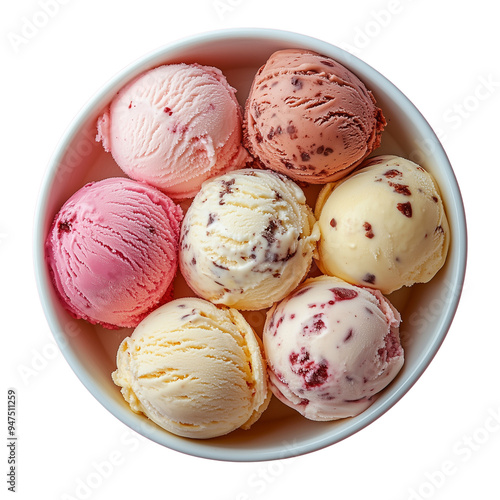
{"left": 34, "top": 29, "right": 466, "bottom": 461}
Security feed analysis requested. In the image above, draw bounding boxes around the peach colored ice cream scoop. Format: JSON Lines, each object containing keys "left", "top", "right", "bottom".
{"left": 263, "top": 275, "right": 403, "bottom": 421}
{"left": 244, "top": 49, "right": 385, "bottom": 184}
{"left": 96, "top": 63, "right": 249, "bottom": 200}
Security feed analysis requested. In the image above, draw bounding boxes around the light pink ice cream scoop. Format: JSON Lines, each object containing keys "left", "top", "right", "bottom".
{"left": 45, "top": 177, "right": 183, "bottom": 329}
{"left": 244, "top": 49, "right": 385, "bottom": 184}
{"left": 263, "top": 275, "right": 403, "bottom": 420}
{"left": 96, "top": 63, "right": 249, "bottom": 200}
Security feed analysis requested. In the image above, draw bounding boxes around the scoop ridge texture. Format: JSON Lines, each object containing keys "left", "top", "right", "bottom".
{"left": 97, "top": 63, "right": 249, "bottom": 200}
{"left": 112, "top": 297, "right": 271, "bottom": 438}
{"left": 244, "top": 49, "right": 385, "bottom": 183}
{"left": 179, "top": 168, "right": 320, "bottom": 310}
{"left": 45, "top": 178, "right": 183, "bottom": 329}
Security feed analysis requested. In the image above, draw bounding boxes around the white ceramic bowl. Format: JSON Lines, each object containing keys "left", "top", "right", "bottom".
{"left": 33, "top": 28, "right": 467, "bottom": 462}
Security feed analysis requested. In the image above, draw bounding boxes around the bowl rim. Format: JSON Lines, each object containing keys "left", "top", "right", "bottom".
{"left": 33, "top": 27, "right": 467, "bottom": 462}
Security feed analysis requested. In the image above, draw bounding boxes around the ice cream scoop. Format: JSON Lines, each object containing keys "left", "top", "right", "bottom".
{"left": 315, "top": 155, "right": 450, "bottom": 294}
{"left": 244, "top": 48, "right": 385, "bottom": 184}
{"left": 45, "top": 177, "right": 183, "bottom": 329}
{"left": 263, "top": 275, "right": 404, "bottom": 420}
{"left": 179, "top": 168, "right": 320, "bottom": 310}
{"left": 112, "top": 297, "right": 271, "bottom": 439}
{"left": 96, "top": 63, "right": 249, "bottom": 200}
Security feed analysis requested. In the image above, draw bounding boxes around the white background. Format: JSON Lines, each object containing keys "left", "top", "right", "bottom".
{"left": 2, "top": 0, "right": 499, "bottom": 498}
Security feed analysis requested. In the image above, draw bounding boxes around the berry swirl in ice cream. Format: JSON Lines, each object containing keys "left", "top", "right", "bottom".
{"left": 263, "top": 275, "right": 404, "bottom": 421}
